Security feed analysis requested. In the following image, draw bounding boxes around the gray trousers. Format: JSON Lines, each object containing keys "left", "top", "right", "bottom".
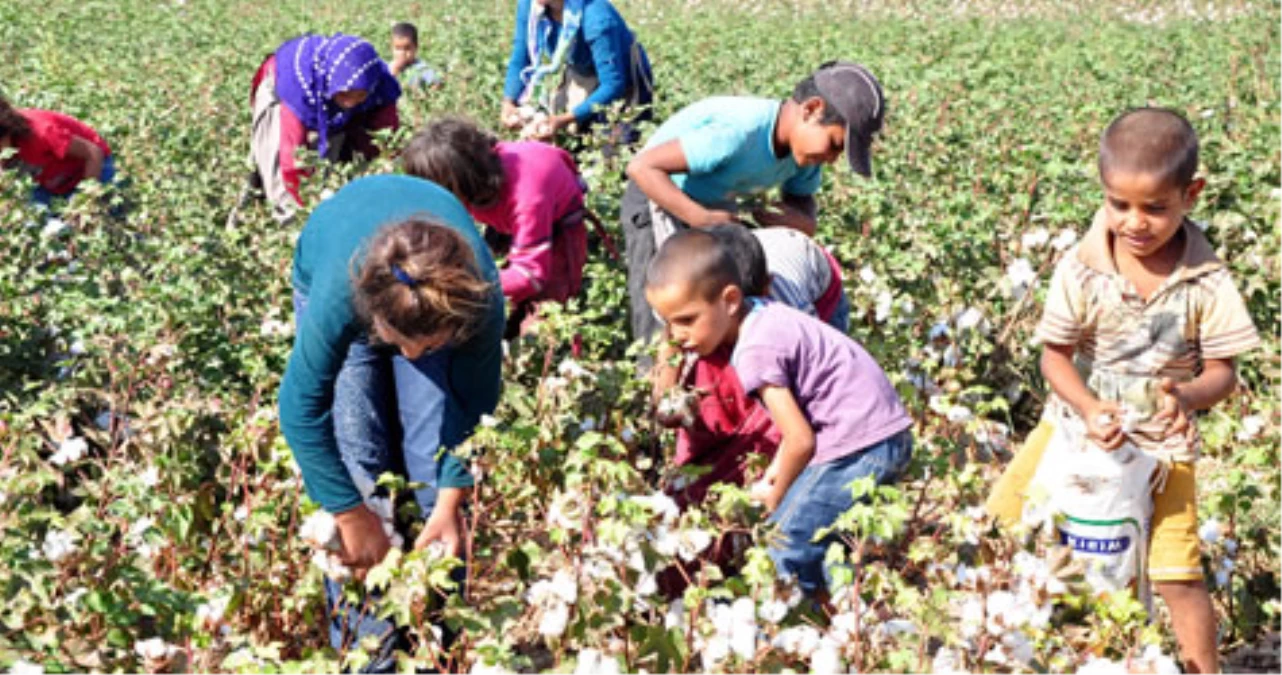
{"left": 620, "top": 179, "right": 688, "bottom": 344}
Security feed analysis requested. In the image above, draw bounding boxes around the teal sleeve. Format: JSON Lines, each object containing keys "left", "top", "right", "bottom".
{"left": 782, "top": 165, "right": 822, "bottom": 197}
{"left": 278, "top": 273, "right": 364, "bottom": 513}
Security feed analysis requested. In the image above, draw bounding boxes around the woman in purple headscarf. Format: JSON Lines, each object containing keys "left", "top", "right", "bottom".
{"left": 249, "top": 34, "right": 402, "bottom": 222}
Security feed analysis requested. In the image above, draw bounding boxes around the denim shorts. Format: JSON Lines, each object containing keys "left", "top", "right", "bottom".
{"left": 768, "top": 428, "right": 914, "bottom": 594}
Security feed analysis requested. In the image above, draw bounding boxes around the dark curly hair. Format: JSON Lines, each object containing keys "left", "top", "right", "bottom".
{"left": 0, "top": 96, "right": 31, "bottom": 143}
{"left": 402, "top": 117, "right": 506, "bottom": 208}
{"left": 352, "top": 217, "right": 495, "bottom": 344}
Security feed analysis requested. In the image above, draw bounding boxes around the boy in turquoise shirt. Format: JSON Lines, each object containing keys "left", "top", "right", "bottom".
{"left": 622, "top": 61, "right": 885, "bottom": 342}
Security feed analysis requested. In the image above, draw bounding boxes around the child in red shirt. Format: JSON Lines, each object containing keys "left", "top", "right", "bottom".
{"left": 0, "top": 96, "right": 114, "bottom": 206}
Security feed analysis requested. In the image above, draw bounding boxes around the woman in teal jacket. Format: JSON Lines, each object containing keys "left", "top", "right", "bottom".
{"left": 278, "top": 174, "right": 504, "bottom": 668}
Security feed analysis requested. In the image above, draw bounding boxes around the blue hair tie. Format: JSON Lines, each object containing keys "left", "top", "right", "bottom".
{"left": 390, "top": 263, "right": 418, "bottom": 287}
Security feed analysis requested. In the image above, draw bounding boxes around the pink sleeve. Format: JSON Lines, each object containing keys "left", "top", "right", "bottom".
{"left": 500, "top": 195, "right": 557, "bottom": 304}
{"left": 277, "top": 104, "right": 308, "bottom": 205}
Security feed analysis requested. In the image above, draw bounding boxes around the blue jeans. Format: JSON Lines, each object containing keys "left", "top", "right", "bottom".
{"left": 293, "top": 291, "right": 460, "bottom": 671}
{"left": 768, "top": 428, "right": 914, "bottom": 595}
{"left": 32, "top": 154, "right": 117, "bottom": 207}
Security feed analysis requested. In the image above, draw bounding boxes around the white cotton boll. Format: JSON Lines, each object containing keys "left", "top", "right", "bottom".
{"left": 320, "top": 188, "right": 335, "bottom": 201}
{"left": 664, "top": 600, "right": 686, "bottom": 630}
{"left": 557, "top": 358, "right": 590, "bottom": 379}
{"left": 677, "top": 528, "right": 713, "bottom": 562}
{"left": 128, "top": 517, "right": 155, "bottom": 541}
{"left": 1199, "top": 518, "right": 1222, "bottom": 545}
{"left": 196, "top": 595, "right": 230, "bottom": 627}
{"left": 1077, "top": 657, "right": 1129, "bottom": 675}
{"left": 42, "top": 529, "right": 78, "bottom": 563}
{"left": 701, "top": 634, "right": 730, "bottom": 668}
{"left": 954, "top": 307, "right": 986, "bottom": 333}
{"left": 942, "top": 344, "right": 961, "bottom": 368}
{"left": 874, "top": 290, "right": 894, "bottom": 323}
{"left": 469, "top": 657, "right": 508, "bottom": 675}
{"left": 828, "top": 611, "right": 857, "bottom": 646}
{"left": 259, "top": 318, "right": 294, "bottom": 338}
{"left": 1237, "top": 414, "right": 1265, "bottom": 441}
{"left": 1001, "top": 632, "right": 1035, "bottom": 666}
{"left": 234, "top": 505, "right": 249, "bottom": 522}
{"left": 1021, "top": 227, "right": 1050, "bottom": 250}
{"left": 8, "top": 660, "right": 45, "bottom": 675}
{"left": 878, "top": 619, "right": 918, "bottom": 637}
{"left": 140, "top": 465, "right": 160, "bottom": 488}
{"left": 541, "top": 376, "right": 569, "bottom": 393}
{"left": 635, "top": 572, "right": 657, "bottom": 597}
{"left": 480, "top": 414, "right": 500, "bottom": 428}
{"left": 574, "top": 649, "right": 619, "bottom": 675}
{"left": 620, "top": 427, "right": 636, "bottom": 444}
{"left": 946, "top": 406, "right": 973, "bottom": 424}
{"left": 579, "top": 416, "right": 598, "bottom": 432}
{"left": 299, "top": 510, "right": 339, "bottom": 550}
{"left": 50, "top": 437, "right": 88, "bottom": 466}
{"left": 550, "top": 569, "right": 578, "bottom": 604}
{"left": 40, "top": 218, "right": 69, "bottom": 239}
{"left": 928, "top": 395, "right": 950, "bottom": 415}
{"left": 729, "top": 619, "right": 756, "bottom": 660}
{"left": 538, "top": 602, "right": 570, "bottom": 637}
{"left": 1140, "top": 644, "right": 1181, "bottom": 674}
{"left": 928, "top": 321, "right": 950, "bottom": 341}
{"left": 931, "top": 647, "right": 963, "bottom": 674}
{"left": 1051, "top": 228, "right": 1077, "bottom": 251}
{"left": 985, "top": 591, "right": 1017, "bottom": 634}
{"left": 810, "top": 637, "right": 842, "bottom": 674}
{"left": 958, "top": 598, "right": 984, "bottom": 639}
{"left": 858, "top": 265, "right": 877, "bottom": 284}
{"left": 134, "top": 637, "right": 176, "bottom": 661}
{"left": 1005, "top": 258, "right": 1037, "bottom": 295}
{"left": 759, "top": 599, "right": 788, "bottom": 624}
{"left": 774, "top": 625, "right": 822, "bottom": 657}
{"left": 1224, "top": 538, "right": 1238, "bottom": 555}
{"left": 633, "top": 492, "right": 680, "bottom": 525}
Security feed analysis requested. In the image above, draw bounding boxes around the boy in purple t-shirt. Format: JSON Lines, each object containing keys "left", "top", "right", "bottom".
{"left": 645, "top": 228, "right": 913, "bottom": 594}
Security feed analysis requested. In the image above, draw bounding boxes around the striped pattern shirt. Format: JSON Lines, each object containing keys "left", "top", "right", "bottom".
{"left": 1036, "top": 211, "right": 1260, "bottom": 460}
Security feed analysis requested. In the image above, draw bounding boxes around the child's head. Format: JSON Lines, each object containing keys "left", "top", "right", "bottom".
{"left": 0, "top": 96, "right": 30, "bottom": 150}
{"left": 645, "top": 229, "right": 747, "bottom": 356}
{"left": 1097, "top": 107, "right": 1205, "bottom": 260}
{"left": 391, "top": 22, "right": 419, "bottom": 63}
{"left": 707, "top": 223, "right": 769, "bottom": 297}
{"left": 790, "top": 61, "right": 885, "bottom": 175}
{"left": 353, "top": 218, "right": 494, "bottom": 360}
{"left": 403, "top": 117, "right": 505, "bottom": 208}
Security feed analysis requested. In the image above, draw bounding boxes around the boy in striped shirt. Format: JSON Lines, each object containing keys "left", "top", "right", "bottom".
{"left": 987, "top": 107, "right": 1260, "bottom": 673}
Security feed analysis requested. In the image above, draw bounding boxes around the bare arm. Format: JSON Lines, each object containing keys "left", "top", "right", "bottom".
{"left": 1154, "top": 358, "right": 1238, "bottom": 438}
{"left": 757, "top": 384, "right": 816, "bottom": 511}
{"left": 1040, "top": 343, "right": 1124, "bottom": 449}
{"left": 626, "top": 139, "right": 735, "bottom": 228}
{"left": 65, "top": 136, "right": 105, "bottom": 183}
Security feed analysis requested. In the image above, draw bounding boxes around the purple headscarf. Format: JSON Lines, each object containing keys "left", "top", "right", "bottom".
{"left": 274, "top": 33, "right": 401, "bottom": 157}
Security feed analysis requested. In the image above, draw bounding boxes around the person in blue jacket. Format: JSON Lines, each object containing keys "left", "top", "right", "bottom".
{"left": 278, "top": 174, "right": 504, "bottom": 668}
{"left": 500, "top": 0, "right": 654, "bottom": 144}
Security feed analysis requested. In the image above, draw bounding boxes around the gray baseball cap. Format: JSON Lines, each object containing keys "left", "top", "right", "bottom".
{"left": 812, "top": 61, "right": 885, "bottom": 177}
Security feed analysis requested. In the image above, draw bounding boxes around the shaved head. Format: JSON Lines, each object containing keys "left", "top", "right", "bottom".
{"left": 1099, "top": 107, "right": 1199, "bottom": 188}
{"left": 646, "top": 228, "right": 741, "bottom": 300}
